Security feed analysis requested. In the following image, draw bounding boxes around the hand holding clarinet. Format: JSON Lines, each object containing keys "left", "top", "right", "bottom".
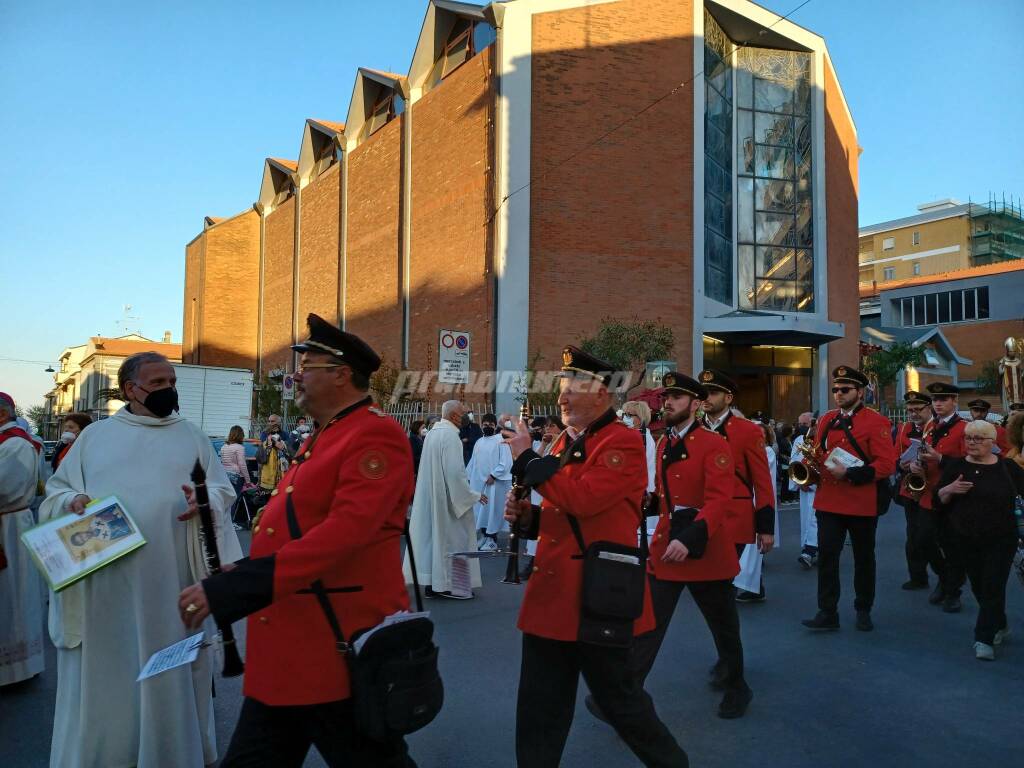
{"left": 502, "top": 402, "right": 533, "bottom": 584}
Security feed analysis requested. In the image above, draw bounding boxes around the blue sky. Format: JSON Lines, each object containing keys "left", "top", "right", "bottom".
{"left": 2, "top": 0, "right": 1022, "bottom": 410}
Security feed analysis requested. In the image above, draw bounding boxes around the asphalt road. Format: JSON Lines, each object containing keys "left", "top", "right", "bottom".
{"left": 2, "top": 503, "right": 1021, "bottom": 767}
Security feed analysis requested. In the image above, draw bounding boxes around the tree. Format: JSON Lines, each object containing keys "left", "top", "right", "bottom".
{"left": 579, "top": 318, "right": 675, "bottom": 389}
{"left": 253, "top": 374, "right": 282, "bottom": 423}
{"left": 861, "top": 342, "right": 925, "bottom": 405}
{"left": 515, "top": 351, "right": 561, "bottom": 408}
{"left": 26, "top": 405, "right": 47, "bottom": 434}
{"left": 974, "top": 360, "right": 1000, "bottom": 393}
{"left": 370, "top": 359, "right": 422, "bottom": 405}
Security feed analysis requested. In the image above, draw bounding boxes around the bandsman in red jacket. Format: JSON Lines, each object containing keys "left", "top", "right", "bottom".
{"left": 504, "top": 346, "right": 688, "bottom": 768}
{"left": 177, "top": 315, "right": 418, "bottom": 768}
{"left": 919, "top": 381, "right": 968, "bottom": 612}
{"left": 801, "top": 366, "right": 896, "bottom": 633}
{"left": 699, "top": 369, "right": 775, "bottom": 604}
{"left": 967, "top": 398, "right": 1009, "bottom": 454}
{"left": 894, "top": 390, "right": 947, "bottom": 601}
{"left": 606, "top": 371, "right": 751, "bottom": 719}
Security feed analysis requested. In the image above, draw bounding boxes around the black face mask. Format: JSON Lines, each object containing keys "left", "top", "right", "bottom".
{"left": 135, "top": 385, "right": 179, "bottom": 418}
{"left": 482, "top": 426, "right": 496, "bottom": 437}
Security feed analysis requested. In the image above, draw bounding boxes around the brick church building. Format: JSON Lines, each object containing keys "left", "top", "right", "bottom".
{"left": 182, "top": 0, "right": 859, "bottom": 419}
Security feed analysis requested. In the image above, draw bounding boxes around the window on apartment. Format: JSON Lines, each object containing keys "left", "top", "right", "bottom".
{"left": 899, "top": 286, "right": 990, "bottom": 327}
{"left": 912, "top": 262, "right": 921, "bottom": 276}
{"left": 923, "top": 347, "right": 941, "bottom": 366}
{"left": 912, "top": 231, "right": 920, "bottom": 246}
{"left": 883, "top": 267, "right": 896, "bottom": 281}
{"left": 882, "top": 237, "right": 895, "bottom": 250}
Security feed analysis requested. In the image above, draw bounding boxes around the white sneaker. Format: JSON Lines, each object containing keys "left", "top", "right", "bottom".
{"left": 479, "top": 537, "right": 498, "bottom": 552}
{"left": 994, "top": 628, "right": 1011, "bottom": 646}
{"left": 974, "top": 642, "right": 995, "bottom": 661}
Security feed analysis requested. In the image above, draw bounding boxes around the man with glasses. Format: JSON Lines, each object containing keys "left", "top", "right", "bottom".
{"left": 895, "top": 391, "right": 946, "bottom": 600}
{"left": 178, "top": 313, "right": 419, "bottom": 767}
{"left": 801, "top": 366, "right": 896, "bottom": 633}
{"left": 918, "top": 382, "right": 968, "bottom": 613}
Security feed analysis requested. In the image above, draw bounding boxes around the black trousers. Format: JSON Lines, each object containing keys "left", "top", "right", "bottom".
{"left": 815, "top": 511, "right": 877, "bottom": 613}
{"left": 960, "top": 536, "right": 1017, "bottom": 644}
{"left": 632, "top": 575, "right": 748, "bottom": 693}
{"left": 903, "top": 500, "right": 946, "bottom": 584}
{"left": 516, "top": 633, "right": 688, "bottom": 768}
{"left": 221, "top": 696, "right": 416, "bottom": 768}
{"left": 937, "top": 512, "right": 966, "bottom": 599}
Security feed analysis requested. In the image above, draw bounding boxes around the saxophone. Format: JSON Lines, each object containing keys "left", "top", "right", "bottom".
{"left": 904, "top": 422, "right": 932, "bottom": 501}
{"left": 789, "top": 439, "right": 824, "bottom": 487}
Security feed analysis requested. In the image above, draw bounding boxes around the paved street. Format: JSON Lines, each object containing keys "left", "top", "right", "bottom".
{"left": 2, "top": 503, "right": 1021, "bottom": 767}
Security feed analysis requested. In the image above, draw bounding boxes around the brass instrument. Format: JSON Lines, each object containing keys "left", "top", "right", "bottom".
{"left": 904, "top": 422, "right": 933, "bottom": 501}
{"left": 502, "top": 400, "right": 532, "bottom": 585}
{"left": 789, "top": 439, "right": 823, "bottom": 487}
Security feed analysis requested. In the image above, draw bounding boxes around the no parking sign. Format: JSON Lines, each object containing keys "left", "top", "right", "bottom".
{"left": 438, "top": 329, "right": 471, "bottom": 384}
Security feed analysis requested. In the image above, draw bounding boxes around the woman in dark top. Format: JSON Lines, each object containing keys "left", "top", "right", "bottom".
{"left": 409, "top": 420, "right": 426, "bottom": 476}
{"left": 935, "top": 419, "right": 1024, "bottom": 660}
{"left": 51, "top": 412, "right": 92, "bottom": 471}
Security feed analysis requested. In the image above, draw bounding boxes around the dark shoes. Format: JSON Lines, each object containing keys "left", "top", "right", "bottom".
{"left": 718, "top": 687, "right": 753, "bottom": 719}
{"left": 855, "top": 611, "right": 874, "bottom": 632}
{"left": 584, "top": 694, "right": 610, "bottom": 724}
{"left": 708, "top": 661, "right": 729, "bottom": 690}
{"left": 797, "top": 552, "right": 814, "bottom": 570}
{"left": 928, "top": 584, "right": 945, "bottom": 605}
{"left": 735, "top": 589, "right": 766, "bottom": 603}
{"left": 901, "top": 579, "right": 928, "bottom": 591}
{"left": 942, "top": 596, "right": 962, "bottom": 613}
{"left": 802, "top": 611, "right": 840, "bottom": 631}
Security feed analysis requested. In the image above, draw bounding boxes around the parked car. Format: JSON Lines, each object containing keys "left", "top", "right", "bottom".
{"left": 209, "top": 437, "right": 261, "bottom": 484}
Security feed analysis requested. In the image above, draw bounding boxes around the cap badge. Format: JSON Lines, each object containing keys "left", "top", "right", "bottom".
{"left": 700, "top": 371, "right": 713, "bottom": 382}
{"left": 562, "top": 349, "right": 573, "bottom": 367}
{"left": 837, "top": 366, "right": 848, "bottom": 377}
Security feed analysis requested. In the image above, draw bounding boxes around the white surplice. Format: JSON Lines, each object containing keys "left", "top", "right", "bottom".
{"left": 734, "top": 445, "right": 780, "bottom": 593}
{"left": 39, "top": 406, "right": 241, "bottom": 768}
{"left": 405, "top": 419, "right": 482, "bottom": 591}
{"left": 467, "top": 433, "right": 512, "bottom": 535}
{"left": 0, "top": 420, "right": 45, "bottom": 686}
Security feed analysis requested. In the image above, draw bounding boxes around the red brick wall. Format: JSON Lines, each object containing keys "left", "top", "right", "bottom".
{"left": 299, "top": 163, "right": 341, "bottom": 327}
{"left": 942, "top": 318, "right": 1024, "bottom": 379}
{"left": 824, "top": 59, "right": 860, "bottom": 370}
{"left": 200, "top": 210, "right": 260, "bottom": 369}
{"left": 345, "top": 117, "right": 403, "bottom": 365}
{"left": 529, "top": 0, "right": 695, "bottom": 372}
{"left": 262, "top": 197, "right": 296, "bottom": 370}
{"left": 183, "top": 238, "right": 202, "bottom": 363}
{"left": 410, "top": 48, "right": 494, "bottom": 387}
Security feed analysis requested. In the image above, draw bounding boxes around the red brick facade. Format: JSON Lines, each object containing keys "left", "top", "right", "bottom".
{"left": 262, "top": 197, "right": 296, "bottom": 370}
{"left": 344, "top": 117, "right": 404, "bottom": 366}
{"left": 182, "top": 210, "right": 260, "bottom": 369}
{"left": 824, "top": 58, "right": 860, "bottom": 370}
{"left": 528, "top": 0, "right": 695, "bottom": 372}
{"left": 409, "top": 48, "right": 495, "bottom": 383}
{"left": 299, "top": 162, "right": 341, "bottom": 326}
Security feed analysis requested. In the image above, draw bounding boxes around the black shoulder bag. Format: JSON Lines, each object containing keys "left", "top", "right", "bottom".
{"left": 285, "top": 493, "right": 443, "bottom": 742}
{"left": 565, "top": 508, "right": 648, "bottom": 648}
{"left": 826, "top": 417, "right": 892, "bottom": 516}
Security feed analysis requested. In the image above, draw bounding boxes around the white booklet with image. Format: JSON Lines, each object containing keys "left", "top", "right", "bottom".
{"left": 825, "top": 446, "right": 864, "bottom": 470}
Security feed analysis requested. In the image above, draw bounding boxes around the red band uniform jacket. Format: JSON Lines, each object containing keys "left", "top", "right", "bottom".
{"left": 512, "top": 409, "right": 656, "bottom": 641}
{"left": 203, "top": 400, "right": 414, "bottom": 705}
{"left": 920, "top": 414, "right": 967, "bottom": 510}
{"left": 649, "top": 422, "right": 738, "bottom": 582}
{"left": 811, "top": 405, "right": 897, "bottom": 518}
{"left": 896, "top": 419, "right": 932, "bottom": 507}
{"left": 707, "top": 412, "right": 775, "bottom": 543}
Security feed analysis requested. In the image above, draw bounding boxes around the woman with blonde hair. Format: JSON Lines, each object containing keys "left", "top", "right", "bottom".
{"left": 936, "top": 419, "right": 1024, "bottom": 660}
{"left": 622, "top": 400, "right": 656, "bottom": 499}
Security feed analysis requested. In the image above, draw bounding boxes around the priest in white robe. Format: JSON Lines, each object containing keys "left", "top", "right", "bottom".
{"left": 466, "top": 413, "right": 513, "bottom": 550}
{"left": 0, "top": 392, "right": 45, "bottom": 687}
{"left": 39, "top": 353, "right": 241, "bottom": 768}
{"left": 405, "top": 400, "right": 484, "bottom": 597}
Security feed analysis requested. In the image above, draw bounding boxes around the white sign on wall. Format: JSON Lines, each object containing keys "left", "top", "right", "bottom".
{"left": 438, "top": 329, "right": 471, "bottom": 384}
{"left": 282, "top": 373, "right": 295, "bottom": 401}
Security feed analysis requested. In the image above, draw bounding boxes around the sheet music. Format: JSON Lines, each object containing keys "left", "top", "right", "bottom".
{"left": 137, "top": 632, "right": 204, "bottom": 682}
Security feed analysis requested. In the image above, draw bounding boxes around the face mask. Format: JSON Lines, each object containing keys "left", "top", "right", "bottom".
{"left": 467, "top": 413, "right": 475, "bottom": 422}
{"left": 504, "top": 420, "right": 514, "bottom": 430}
{"left": 482, "top": 426, "right": 496, "bottom": 437}
{"left": 622, "top": 415, "right": 636, "bottom": 428}
{"left": 135, "top": 385, "right": 178, "bottom": 418}
{"left": 419, "top": 428, "right": 428, "bottom": 437}
{"left": 60, "top": 431, "right": 76, "bottom": 444}
{"left": 297, "top": 424, "right": 311, "bottom": 434}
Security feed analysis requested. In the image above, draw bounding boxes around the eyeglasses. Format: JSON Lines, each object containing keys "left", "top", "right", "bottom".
{"left": 964, "top": 436, "right": 993, "bottom": 443}
{"left": 831, "top": 386, "right": 855, "bottom": 395}
{"left": 297, "top": 363, "right": 345, "bottom": 374}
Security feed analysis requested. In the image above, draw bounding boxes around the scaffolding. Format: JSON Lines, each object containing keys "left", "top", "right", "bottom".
{"left": 968, "top": 194, "right": 1024, "bottom": 266}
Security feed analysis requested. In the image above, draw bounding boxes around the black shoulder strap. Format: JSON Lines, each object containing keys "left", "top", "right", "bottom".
{"left": 836, "top": 417, "right": 870, "bottom": 464}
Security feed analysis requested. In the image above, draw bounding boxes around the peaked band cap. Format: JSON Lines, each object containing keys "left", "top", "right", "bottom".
{"left": 661, "top": 372, "right": 708, "bottom": 401}
{"left": 903, "top": 390, "right": 932, "bottom": 406}
{"left": 699, "top": 368, "right": 737, "bottom": 395}
{"left": 967, "top": 398, "right": 991, "bottom": 410}
{"left": 559, "top": 346, "right": 614, "bottom": 386}
{"left": 925, "top": 382, "right": 959, "bottom": 396}
{"left": 832, "top": 366, "right": 869, "bottom": 387}
{"left": 291, "top": 313, "right": 381, "bottom": 378}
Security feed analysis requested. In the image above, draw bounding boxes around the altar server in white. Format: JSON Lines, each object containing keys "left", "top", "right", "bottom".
{"left": 467, "top": 413, "right": 513, "bottom": 551}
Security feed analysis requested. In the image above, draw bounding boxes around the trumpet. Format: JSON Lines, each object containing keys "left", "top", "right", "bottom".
{"left": 789, "top": 440, "right": 823, "bottom": 487}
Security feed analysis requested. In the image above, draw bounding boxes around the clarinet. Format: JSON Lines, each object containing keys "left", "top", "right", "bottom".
{"left": 502, "top": 401, "right": 532, "bottom": 585}
{"left": 190, "top": 459, "right": 245, "bottom": 677}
